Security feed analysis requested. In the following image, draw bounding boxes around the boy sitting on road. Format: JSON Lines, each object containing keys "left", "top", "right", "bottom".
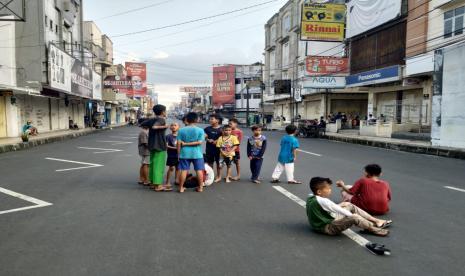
{"left": 306, "top": 177, "right": 391, "bottom": 237}
{"left": 177, "top": 112, "right": 206, "bottom": 193}
{"left": 183, "top": 163, "right": 215, "bottom": 189}
{"left": 336, "top": 164, "right": 392, "bottom": 215}
{"left": 271, "top": 124, "right": 302, "bottom": 184}
{"left": 216, "top": 125, "right": 240, "bottom": 183}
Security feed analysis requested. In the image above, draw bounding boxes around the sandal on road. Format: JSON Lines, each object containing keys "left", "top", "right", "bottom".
{"left": 378, "top": 220, "right": 393, "bottom": 229}
{"left": 360, "top": 228, "right": 389, "bottom": 237}
{"left": 270, "top": 179, "right": 280, "bottom": 184}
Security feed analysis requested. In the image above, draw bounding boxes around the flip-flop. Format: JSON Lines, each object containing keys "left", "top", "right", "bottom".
{"left": 366, "top": 243, "right": 391, "bottom": 256}
{"left": 142, "top": 183, "right": 151, "bottom": 186}
{"left": 270, "top": 179, "right": 280, "bottom": 183}
{"left": 137, "top": 181, "right": 144, "bottom": 185}
{"left": 379, "top": 220, "right": 393, "bottom": 229}
{"left": 360, "top": 228, "right": 389, "bottom": 237}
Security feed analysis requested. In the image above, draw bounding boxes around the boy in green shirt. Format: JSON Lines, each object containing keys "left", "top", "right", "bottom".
{"left": 306, "top": 177, "right": 391, "bottom": 237}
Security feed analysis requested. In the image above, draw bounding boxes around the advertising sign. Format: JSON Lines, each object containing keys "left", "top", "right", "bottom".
{"left": 125, "top": 62, "right": 147, "bottom": 97}
{"left": 346, "top": 0, "right": 402, "bottom": 38}
{"left": 305, "top": 56, "right": 349, "bottom": 76}
{"left": 92, "top": 72, "right": 102, "bottom": 100}
{"left": 212, "top": 65, "right": 235, "bottom": 109}
{"left": 71, "top": 59, "right": 93, "bottom": 98}
{"left": 49, "top": 44, "right": 72, "bottom": 93}
{"left": 346, "top": 66, "right": 400, "bottom": 87}
{"left": 179, "top": 86, "right": 211, "bottom": 93}
{"left": 303, "top": 76, "right": 346, "bottom": 88}
{"left": 300, "top": 3, "right": 346, "bottom": 41}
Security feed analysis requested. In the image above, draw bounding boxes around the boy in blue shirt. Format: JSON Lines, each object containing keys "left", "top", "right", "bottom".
{"left": 247, "top": 125, "right": 267, "bottom": 184}
{"left": 271, "top": 124, "right": 302, "bottom": 184}
{"left": 177, "top": 112, "right": 206, "bottom": 193}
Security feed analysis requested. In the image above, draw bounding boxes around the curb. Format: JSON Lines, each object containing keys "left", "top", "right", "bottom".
{"left": 0, "top": 125, "right": 128, "bottom": 154}
{"left": 324, "top": 135, "right": 465, "bottom": 160}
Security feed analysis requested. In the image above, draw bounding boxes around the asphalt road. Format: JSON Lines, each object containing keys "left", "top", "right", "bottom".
{"left": 1, "top": 124, "right": 464, "bottom": 276}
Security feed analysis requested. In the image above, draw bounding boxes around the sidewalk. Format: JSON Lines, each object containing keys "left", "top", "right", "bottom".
{"left": 324, "top": 132, "right": 465, "bottom": 160}
{"left": 0, "top": 123, "right": 128, "bottom": 154}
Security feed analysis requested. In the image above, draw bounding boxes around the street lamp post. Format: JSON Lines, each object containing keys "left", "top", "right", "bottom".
{"left": 246, "top": 83, "right": 250, "bottom": 127}
{"left": 260, "top": 81, "right": 266, "bottom": 126}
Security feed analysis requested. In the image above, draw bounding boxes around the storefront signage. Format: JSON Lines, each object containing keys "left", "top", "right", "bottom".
{"left": 92, "top": 72, "right": 102, "bottom": 100}
{"left": 49, "top": 44, "right": 72, "bottom": 93}
{"left": 305, "top": 56, "right": 349, "bottom": 76}
{"left": 300, "top": 3, "right": 346, "bottom": 42}
{"left": 71, "top": 59, "right": 93, "bottom": 98}
{"left": 303, "top": 76, "right": 346, "bottom": 88}
{"left": 346, "top": 66, "right": 400, "bottom": 87}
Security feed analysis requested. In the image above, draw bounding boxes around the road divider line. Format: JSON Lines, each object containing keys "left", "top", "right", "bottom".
{"left": 0, "top": 187, "right": 52, "bottom": 215}
{"left": 444, "top": 186, "right": 465, "bottom": 193}
{"left": 97, "top": 140, "right": 133, "bottom": 145}
{"left": 45, "top": 158, "right": 104, "bottom": 172}
{"left": 78, "top": 147, "right": 124, "bottom": 154}
{"left": 297, "top": 149, "right": 322, "bottom": 157}
{"left": 272, "top": 186, "right": 370, "bottom": 248}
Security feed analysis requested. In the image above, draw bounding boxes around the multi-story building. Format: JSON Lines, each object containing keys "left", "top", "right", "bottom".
{"left": 0, "top": 0, "right": 104, "bottom": 138}
{"left": 263, "top": 0, "right": 367, "bottom": 128}
{"left": 428, "top": 0, "right": 465, "bottom": 148}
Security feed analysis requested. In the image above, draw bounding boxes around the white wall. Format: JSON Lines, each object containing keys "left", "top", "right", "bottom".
{"left": 0, "top": 19, "right": 16, "bottom": 86}
{"left": 427, "top": 0, "right": 465, "bottom": 51}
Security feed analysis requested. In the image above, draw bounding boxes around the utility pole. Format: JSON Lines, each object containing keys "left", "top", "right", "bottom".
{"left": 260, "top": 81, "right": 265, "bottom": 126}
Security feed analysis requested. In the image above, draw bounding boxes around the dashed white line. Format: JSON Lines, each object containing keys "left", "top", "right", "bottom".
{"left": 45, "top": 157, "right": 104, "bottom": 172}
{"left": 0, "top": 187, "right": 53, "bottom": 215}
{"left": 444, "top": 186, "right": 465, "bottom": 193}
{"left": 272, "top": 186, "right": 370, "bottom": 248}
{"left": 297, "top": 149, "right": 322, "bottom": 157}
{"left": 78, "top": 147, "right": 124, "bottom": 154}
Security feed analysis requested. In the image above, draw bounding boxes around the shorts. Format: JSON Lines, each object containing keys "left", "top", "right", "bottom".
{"left": 233, "top": 152, "right": 240, "bottom": 164}
{"left": 178, "top": 158, "right": 205, "bottom": 171}
{"left": 141, "top": 155, "right": 150, "bottom": 165}
{"left": 166, "top": 157, "right": 179, "bottom": 167}
{"left": 220, "top": 156, "right": 233, "bottom": 168}
{"left": 205, "top": 149, "right": 221, "bottom": 165}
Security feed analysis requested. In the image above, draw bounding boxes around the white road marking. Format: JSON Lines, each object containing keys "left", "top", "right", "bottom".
{"left": 444, "top": 186, "right": 465, "bottom": 193}
{"left": 45, "top": 157, "right": 104, "bottom": 172}
{"left": 78, "top": 147, "right": 124, "bottom": 154}
{"left": 97, "top": 140, "right": 133, "bottom": 145}
{"left": 109, "top": 136, "right": 137, "bottom": 140}
{"left": 272, "top": 186, "right": 370, "bottom": 248}
{"left": 297, "top": 149, "right": 322, "bottom": 157}
{"left": 0, "top": 187, "right": 52, "bottom": 215}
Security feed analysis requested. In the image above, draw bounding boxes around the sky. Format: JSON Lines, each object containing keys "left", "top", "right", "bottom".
{"left": 84, "top": 0, "right": 288, "bottom": 107}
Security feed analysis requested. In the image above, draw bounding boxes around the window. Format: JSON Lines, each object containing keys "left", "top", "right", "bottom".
{"left": 253, "top": 94, "right": 262, "bottom": 99}
{"left": 282, "top": 42, "right": 290, "bottom": 68}
{"left": 50, "top": 20, "right": 53, "bottom": 31}
{"left": 235, "top": 78, "right": 241, "bottom": 84}
{"left": 270, "top": 24, "right": 276, "bottom": 41}
{"left": 45, "top": 15, "right": 48, "bottom": 27}
{"left": 444, "top": 6, "right": 465, "bottom": 38}
{"left": 55, "top": 24, "right": 58, "bottom": 34}
{"left": 235, "top": 94, "right": 242, "bottom": 100}
{"left": 282, "top": 14, "right": 291, "bottom": 34}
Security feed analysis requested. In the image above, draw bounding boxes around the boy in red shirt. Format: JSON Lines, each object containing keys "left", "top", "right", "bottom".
{"left": 336, "top": 164, "right": 392, "bottom": 216}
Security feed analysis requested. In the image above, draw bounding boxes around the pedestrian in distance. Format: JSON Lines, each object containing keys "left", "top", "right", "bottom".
{"left": 247, "top": 125, "right": 267, "bottom": 184}
{"left": 307, "top": 177, "right": 391, "bottom": 237}
{"left": 137, "top": 124, "right": 150, "bottom": 186}
{"left": 164, "top": 123, "right": 180, "bottom": 190}
{"left": 336, "top": 164, "right": 392, "bottom": 216}
{"left": 271, "top": 124, "right": 302, "bottom": 184}
{"left": 204, "top": 114, "right": 223, "bottom": 183}
{"left": 177, "top": 112, "right": 206, "bottom": 193}
{"left": 141, "top": 104, "right": 170, "bottom": 192}
{"left": 216, "top": 125, "right": 240, "bottom": 183}
{"left": 229, "top": 118, "right": 243, "bottom": 181}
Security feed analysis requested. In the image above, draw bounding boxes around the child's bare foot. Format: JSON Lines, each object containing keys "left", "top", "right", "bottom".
{"left": 179, "top": 187, "right": 186, "bottom": 193}
{"left": 370, "top": 228, "right": 389, "bottom": 237}
{"left": 376, "top": 220, "right": 392, "bottom": 228}
{"left": 225, "top": 178, "right": 231, "bottom": 183}
{"left": 196, "top": 186, "right": 204, "bottom": 192}
{"left": 214, "top": 178, "right": 221, "bottom": 183}
{"left": 231, "top": 176, "right": 240, "bottom": 181}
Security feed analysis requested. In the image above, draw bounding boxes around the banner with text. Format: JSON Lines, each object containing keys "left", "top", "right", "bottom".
{"left": 125, "top": 62, "right": 147, "bottom": 97}
{"left": 212, "top": 65, "right": 235, "bottom": 109}
{"left": 300, "top": 3, "right": 346, "bottom": 42}
{"left": 306, "top": 56, "right": 349, "bottom": 76}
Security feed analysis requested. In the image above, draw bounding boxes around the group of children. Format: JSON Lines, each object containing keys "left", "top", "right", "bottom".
{"left": 138, "top": 104, "right": 393, "bottom": 238}
{"left": 137, "top": 105, "right": 271, "bottom": 193}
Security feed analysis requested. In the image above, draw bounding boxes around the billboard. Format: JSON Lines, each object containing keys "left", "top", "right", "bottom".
{"left": 300, "top": 3, "right": 346, "bottom": 42}
{"left": 92, "top": 72, "right": 102, "bottom": 100}
{"left": 305, "top": 56, "right": 349, "bottom": 76}
{"left": 179, "top": 86, "right": 211, "bottom": 93}
{"left": 346, "top": 0, "right": 402, "bottom": 38}
{"left": 212, "top": 65, "right": 235, "bottom": 109}
{"left": 49, "top": 44, "right": 72, "bottom": 93}
{"left": 71, "top": 59, "right": 93, "bottom": 98}
{"left": 303, "top": 76, "right": 346, "bottom": 88}
{"left": 125, "top": 62, "right": 147, "bottom": 97}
